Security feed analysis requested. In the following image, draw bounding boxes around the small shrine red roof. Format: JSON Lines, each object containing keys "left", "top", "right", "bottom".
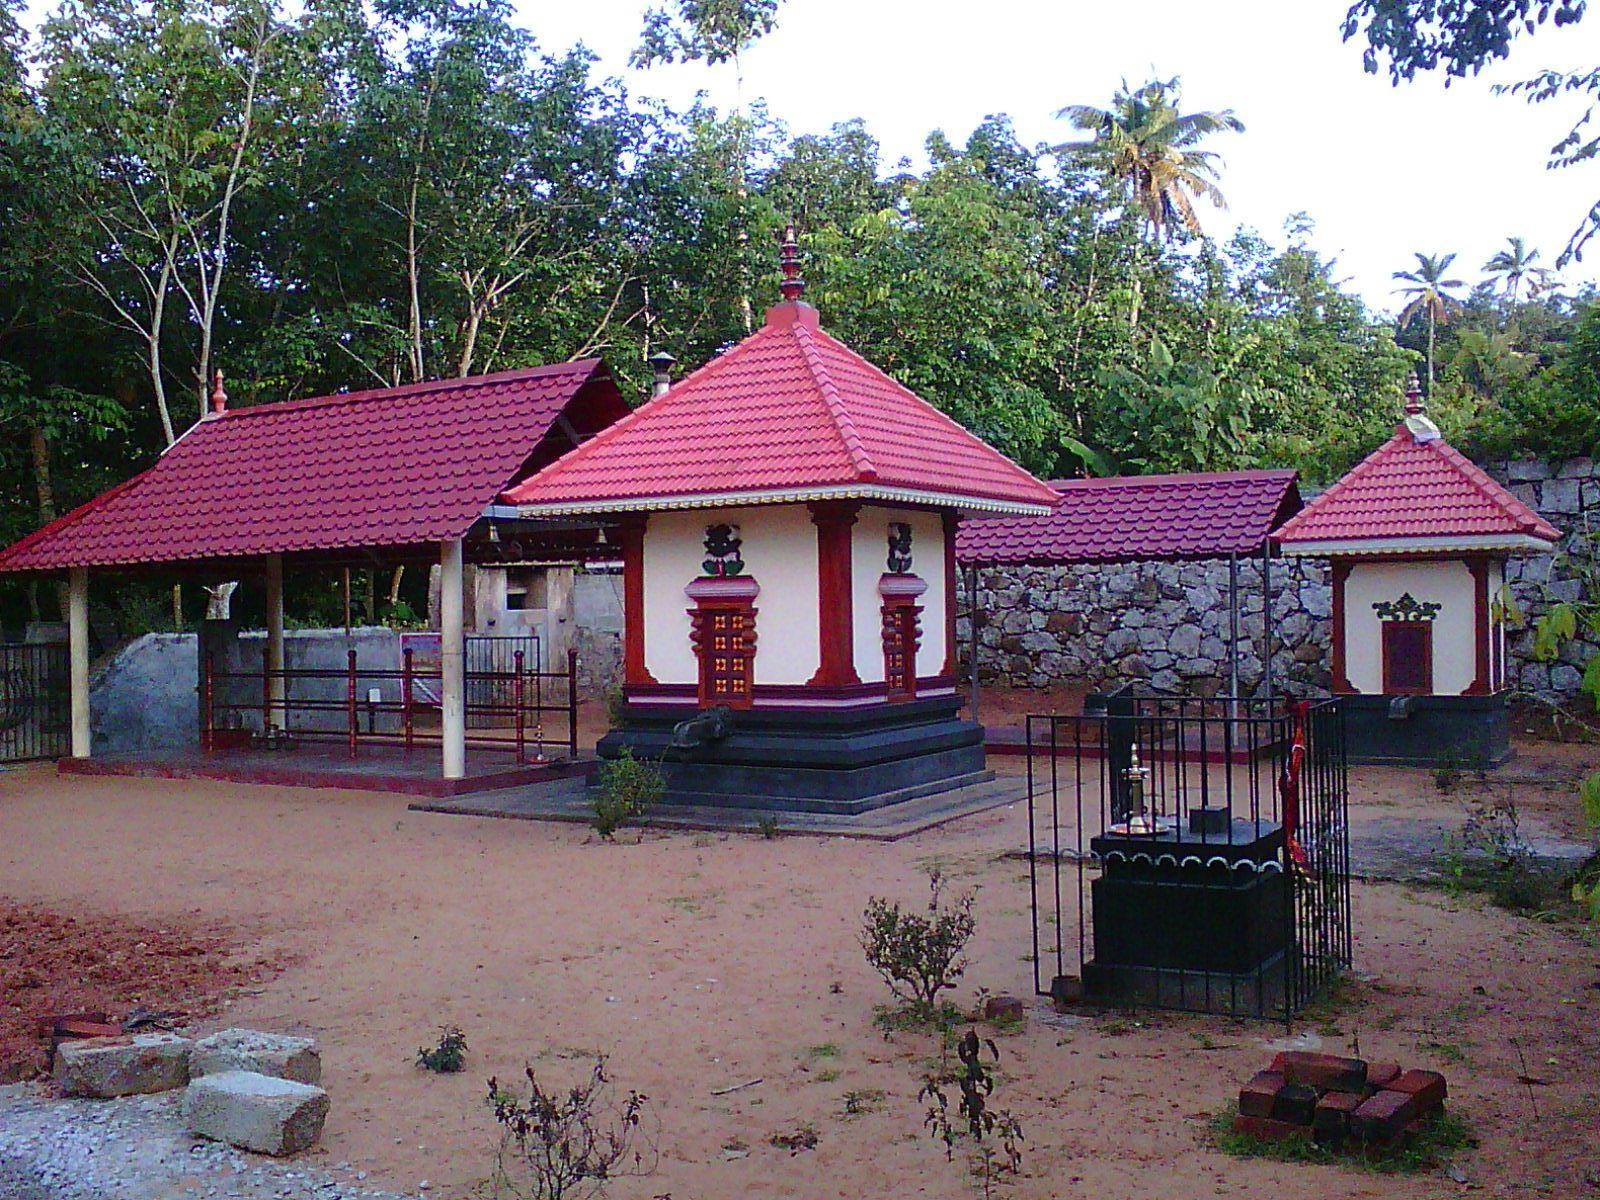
{"left": 956, "top": 470, "right": 1302, "bottom": 565}
{"left": 501, "top": 302, "right": 1059, "bottom": 516}
{"left": 0, "top": 361, "right": 626, "bottom": 573}
{"left": 1272, "top": 423, "right": 1560, "bottom": 554}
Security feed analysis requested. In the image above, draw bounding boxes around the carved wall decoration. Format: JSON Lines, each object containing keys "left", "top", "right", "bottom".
{"left": 702, "top": 524, "right": 744, "bottom": 577}
{"left": 886, "top": 522, "right": 913, "bottom": 574}
{"left": 1371, "top": 593, "right": 1441, "bottom": 622}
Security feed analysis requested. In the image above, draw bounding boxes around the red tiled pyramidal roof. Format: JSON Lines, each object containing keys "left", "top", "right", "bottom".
{"left": 1272, "top": 424, "right": 1560, "bottom": 552}
{"left": 956, "top": 470, "right": 1301, "bottom": 565}
{"left": 0, "top": 361, "right": 626, "bottom": 573}
{"left": 501, "top": 302, "right": 1060, "bottom": 515}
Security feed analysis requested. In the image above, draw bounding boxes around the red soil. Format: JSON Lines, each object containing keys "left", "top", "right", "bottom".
{"left": 0, "top": 903, "right": 279, "bottom": 1082}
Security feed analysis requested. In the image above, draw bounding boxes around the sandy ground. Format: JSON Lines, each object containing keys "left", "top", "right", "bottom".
{"left": 1, "top": 754, "right": 1598, "bottom": 1200}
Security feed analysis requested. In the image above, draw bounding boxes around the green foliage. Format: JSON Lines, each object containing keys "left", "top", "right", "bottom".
{"left": 920, "top": 1029, "right": 1025, "bottom": 1199}
{"left": 591, "top": 748, "right": 663, "bottom": 840}
{"left": 487, "top": 1056, "right": 655, "bottom": 1199}
{"left": 417, "top": 1025, "right": 468, "bottom": 1073}
{"left": 860, "top": 870, "right": 977, "bottom": 1017}
{"left": 1211, "top": 1102, "right": 1476, "bottom": 1174}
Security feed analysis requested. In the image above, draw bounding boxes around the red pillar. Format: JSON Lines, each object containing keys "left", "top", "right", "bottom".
{"left": 1330, "top": 560, "right": 1352, "bottom": 694}
{"left": 807, "top": 501, "right": 860, "bottom": 687}
{"left": 1466, "top": 555, "right": 1491, "bottom": 696}
{"left": 941, "top": 511, "right": 960, "bottom": 678}
{"left": 617, "top": 515, "right": 656, "bottom": 687}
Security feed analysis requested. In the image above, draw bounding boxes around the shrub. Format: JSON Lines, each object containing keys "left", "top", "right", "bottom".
{"left": 417, "top": 1025, "right": 468, "bottom": 1073}
{"left": 487, "top": 1056, "right": 654, "bottom": 1200}
{"left": 592, "top": 749, "right": 663, "bottom": 840}
{"left": 860, "top": 869, "right": 977, "bottom": 1018}
{"left": 920, "top": 1028, "right": 1024, "bottom": 1199}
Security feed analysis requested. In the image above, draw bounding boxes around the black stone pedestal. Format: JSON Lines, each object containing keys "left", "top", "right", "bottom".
{"left": 595, "top": 694, "right": 990, "bottom": 815}
{"left": 1081, "top": 820, "right": 1288, "bottom": 1015}
{"left": 1340, "top": 693, "right": 1511, "bottom": 767}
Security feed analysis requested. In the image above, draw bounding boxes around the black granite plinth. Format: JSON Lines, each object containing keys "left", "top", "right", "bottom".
{"left": 1340, "top": 693, "right": 1510, "bottom": 767}
{"left": 1083, "top": 818, "right": 1288, "bottom": 1012}
{"left": 595, "top": 694, "right": 989, "bottom": 815}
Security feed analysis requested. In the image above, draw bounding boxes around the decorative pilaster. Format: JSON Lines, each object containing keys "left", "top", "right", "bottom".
{"left": 617, "top": 515, "right": 656, "bottom": 686}
{"left": 941, "top": 511, "right": 960, "bottom": 677}
{"left": 1466, "top": 555, "right": 1492, "bottom": 696}
{"left": 1330, "top": 560, "right": 1352, "bottom": 694}
{"left": 808, "top": 501, "right": 860, "bottom": 686}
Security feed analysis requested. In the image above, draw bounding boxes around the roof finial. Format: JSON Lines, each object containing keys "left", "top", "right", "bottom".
{"left": 778, "top": 221, "right": 805, "bottom": 303}
{"left": 208, "top": 369, "right": 228, "bottom": 416}
{"left": 1403, "top": 372, "right": 1424, "bottom": 416}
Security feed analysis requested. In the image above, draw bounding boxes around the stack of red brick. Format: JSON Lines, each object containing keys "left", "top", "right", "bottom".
{"left": 1234, "top": 1051, "right": 1447, "bottom": 1149}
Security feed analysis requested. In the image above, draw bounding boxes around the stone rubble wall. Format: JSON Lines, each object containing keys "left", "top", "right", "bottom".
{"left": 961, "top": 457, "right": 1598, "bottom": 707}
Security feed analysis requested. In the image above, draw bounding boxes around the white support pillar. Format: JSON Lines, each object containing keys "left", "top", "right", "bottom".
{"left": 440, "top": 538, "right": 466, "bottom": 780}
{"left": 68, "top": 566, "right": 90, "bottom": 758}
{"left": 265, "top": 554, "right": 286, "bottom": 730}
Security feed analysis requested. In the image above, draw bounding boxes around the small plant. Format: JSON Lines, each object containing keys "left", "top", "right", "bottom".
{"left": 769, "top": 1122, "right": 819, "bottom": 1153}
{"left": 860, "top": 869, "right": 977, "bottom": 1020}
{"left": 592, "top": 748, "right": 664, "bottom": 840}
{"left": 1432, "top": 745, "right": 1463, "bottom": 794}
{"left": 1440, "top": 792, "right": 1567, "bottom": 912}
{"left": 842, "top": 1087, "right": 886, "bottom": 1116}
{"left": 920, "top": 1029, "right": 1024, "bottom": 1199}
{"left": 756, "top": 812, "right": 780, "bottom": 839}
{"left": 487, "top": 1056, "right": 655, "bottom": 1200}
{"left": 417, "top": 1025, "right": 468, "bottom": 1073}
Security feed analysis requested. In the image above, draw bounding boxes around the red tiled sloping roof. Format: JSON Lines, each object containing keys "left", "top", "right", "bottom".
{"left": 1272, "top": 428, "right": 1561, "bottom": 547}
{"left": 0, "top": 362, "right": 625, "bottom": 573}
{"left": 956, "top": 470, "right": 1302, "bottom": 565}
{"left": 502, "top": 302, "right": 1059, "bottom": 513}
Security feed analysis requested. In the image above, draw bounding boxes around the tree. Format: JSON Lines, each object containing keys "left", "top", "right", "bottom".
{"left": 1342, "top": 0, "right": 1586, "bottom": 82}
{"left": 1393, "top": 251, "right": 1466, "bottom": 388}
{"left": 1053, "top": 77, "right": 1243, "bottom": 242}
{"left": 1484, "top": 236, "right": 1553, "bottom": 301}
{"left": 41, "top": 0, "right": 314, "bottom": 443}
{"left": 1342, "top": 1, "right": 1600, "bottom": 263}
{"left": 631, "top": 0, "right": 786, "bottom": 333}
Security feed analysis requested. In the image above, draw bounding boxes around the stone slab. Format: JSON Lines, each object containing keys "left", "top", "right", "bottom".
{"left": 183, "top": 1070, "right": 328, "bottom": 1156}
{"left": 191, "top": 1029, "right": 321, "bottom": 1085}
{"left": 53, "top": 1033, "right": 191, "bottom": 1098}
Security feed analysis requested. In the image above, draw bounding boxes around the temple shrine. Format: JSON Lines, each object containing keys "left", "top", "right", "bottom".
{"left": 1272, "top": 378, "right": 1561, "bottom": 765}
{"left": 501, "top": 228, "right": 1059, "bottom": 811}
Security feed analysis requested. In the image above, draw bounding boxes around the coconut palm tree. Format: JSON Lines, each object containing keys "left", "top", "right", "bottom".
{"left": 1054, "top": 77, "right": 1244, "bottom": 242}
{"left": 1483, "top": 236, "right": 1553, "bottom": 302}
{"left": 1393, "top": 252, "right": 1466, "bottom": 390}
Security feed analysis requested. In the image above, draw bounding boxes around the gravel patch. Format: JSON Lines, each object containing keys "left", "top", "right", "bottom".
{"left": 0, "top": 1084, "right": 416, "bottom": 1200}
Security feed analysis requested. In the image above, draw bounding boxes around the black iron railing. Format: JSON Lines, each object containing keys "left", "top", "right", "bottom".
{"left": 0, "top": 642, "right": 69, "bottom": 763}
{"left": 1025, "top": 689, "right": 1350, "bottom": 1020}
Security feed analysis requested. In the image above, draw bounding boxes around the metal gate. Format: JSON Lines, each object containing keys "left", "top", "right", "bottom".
{"left": 1025, "top": 690, "right": 1350, "bottom": 1020}
{"left": 0, "top": 643, "right": 70, "bottom": 762}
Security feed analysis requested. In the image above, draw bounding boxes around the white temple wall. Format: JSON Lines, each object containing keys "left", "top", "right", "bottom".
{"left": 1344, "top": 559, "right": 1476, "bottom": 695}
{"left": 642, "top": 505, "right": 820, "bottom": 686}
{"left": 850, "top": 506, "right": 947, "bottom": 683}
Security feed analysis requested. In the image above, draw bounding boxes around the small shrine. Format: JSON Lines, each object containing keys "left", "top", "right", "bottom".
{"left": 502, "top": 228, "right": 1059, "bottom": 810}
{"left": 1272, "top": 378, "right": 1560, "bottom": 765}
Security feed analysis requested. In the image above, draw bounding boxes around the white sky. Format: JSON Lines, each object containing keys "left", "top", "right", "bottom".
{"left": 526, "top": 0, "right": 1600, "bottom": 313}
{"left": 19, "top": 0, "right": 1600, "bottom": 311}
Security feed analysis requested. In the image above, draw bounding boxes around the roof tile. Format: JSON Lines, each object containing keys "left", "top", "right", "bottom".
{"left": 0, "top": 361, "right": 621, "bottom": 572}
{"left": 502, "top": 302, "right": 1058, "bottom": 511}
{"left": 957, "top": 471, "right": 1301, "bottom": 564}
{"left": 1272, "top": 428, "right": 1560, "bottom": 545}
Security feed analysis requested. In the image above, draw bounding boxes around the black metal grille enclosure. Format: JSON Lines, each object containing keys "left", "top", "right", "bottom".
{"left": 1025, "top": 689, "right": 1350, "bottom": 1020}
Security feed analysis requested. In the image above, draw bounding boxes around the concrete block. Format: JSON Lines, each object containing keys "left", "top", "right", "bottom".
{"left": 184, "top": 1070, "right": 329, "bottom": 1156}
{"left": 53, "top": 1033, "right": 191, "bottom": 1098}
{"left": 191, "top": 1028, "right": 321, "bottom": 1084}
